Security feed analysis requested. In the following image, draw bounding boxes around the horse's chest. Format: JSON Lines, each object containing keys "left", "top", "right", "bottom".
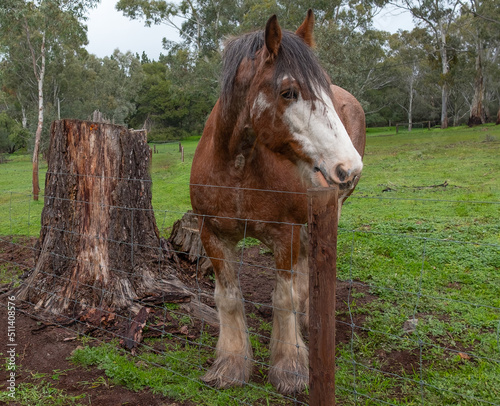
{"left": 191, "top": 144, "right": 307, "bottom": 226}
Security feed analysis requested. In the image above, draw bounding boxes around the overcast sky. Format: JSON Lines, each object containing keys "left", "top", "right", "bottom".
{"left": 85, "top": 0, "right": 414, "bottom": 60}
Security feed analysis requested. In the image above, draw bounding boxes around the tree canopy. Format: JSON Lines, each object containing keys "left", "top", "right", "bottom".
{"left": 0, "top": 0, "right": 499, "bottom": 154}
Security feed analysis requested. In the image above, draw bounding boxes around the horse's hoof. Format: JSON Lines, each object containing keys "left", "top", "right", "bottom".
{"left": 201, "top": 355, "right": 252, "bottom": 388}
{"left": 269, "top": 360, "right": 309, "bottom": 394}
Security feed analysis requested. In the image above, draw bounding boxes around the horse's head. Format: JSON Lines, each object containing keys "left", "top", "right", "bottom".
{"left": 222, "top": 10, "right": 363, "bottom": 190}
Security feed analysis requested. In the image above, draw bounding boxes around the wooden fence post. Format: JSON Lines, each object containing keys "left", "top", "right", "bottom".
{"left": 308, "top": 187, "right": 338, "bottom": 406}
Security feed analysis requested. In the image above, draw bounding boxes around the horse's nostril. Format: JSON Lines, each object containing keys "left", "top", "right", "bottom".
{"left": 339, "top": 180, "right": 352, "bottom": 190}
{"left": 336, "top": 165, "right": 348, "bottom": 182}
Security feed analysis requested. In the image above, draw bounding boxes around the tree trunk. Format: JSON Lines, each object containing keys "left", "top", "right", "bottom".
{"left": 468, "top": 43, "right": 486, "bottom": 126}
{"left": 17, "top": 120, "right": 183, "bottom": 317}
{"left": 408, "top": 90, "right": 413, "bottom": 132}
{"left": 407, "top": 62, "right": 416, "bottom": 132}
{"left": 32, "top": 32, "right": 45, "bottom": 201}
{"left": 441, "top": 83, "right": 449, "bottom": 129}
{"left": 496, "top": 108, "right": 500, "bottom": 125}
{"left": 439, "top": 20, "right": 449, "bottom": 129}
{"left": 20, "top": 103, "right": 27, "bottom": 129}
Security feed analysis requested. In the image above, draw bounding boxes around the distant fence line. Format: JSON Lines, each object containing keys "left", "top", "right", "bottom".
{"left": 395, "top": 121, "right": 441, "bottom": 133}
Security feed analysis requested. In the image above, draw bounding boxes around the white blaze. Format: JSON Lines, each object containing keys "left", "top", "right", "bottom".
{"left": 283, "top": 88, "right": 363, "bottom": 184}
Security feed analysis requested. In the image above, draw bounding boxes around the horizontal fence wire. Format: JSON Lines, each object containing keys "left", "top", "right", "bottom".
{"left": 1, "top": 168, "right": 499, "bottom": 406}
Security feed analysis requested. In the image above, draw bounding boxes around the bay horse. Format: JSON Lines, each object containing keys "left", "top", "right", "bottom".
{"left": 190, "top": 10, "right": 365, "bottom": 394}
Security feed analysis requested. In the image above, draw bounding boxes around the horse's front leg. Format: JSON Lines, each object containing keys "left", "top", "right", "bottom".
{"left": 200, "top": 227, "right": 253, "bottom": 388}
{"left": 269, "top": 228, "right": 309, "bottom": 394}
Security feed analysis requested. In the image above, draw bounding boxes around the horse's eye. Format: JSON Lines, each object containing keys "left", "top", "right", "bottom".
{"left": 280, "top": 89, "right": 298, "bottom": 100}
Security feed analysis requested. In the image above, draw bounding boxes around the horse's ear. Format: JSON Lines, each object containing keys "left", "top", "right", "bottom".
{"left": 265, "top": 15, "right": 282, "bottom": 58}
{"left": 296, "top": 9, "right": 315, "bottom": 48}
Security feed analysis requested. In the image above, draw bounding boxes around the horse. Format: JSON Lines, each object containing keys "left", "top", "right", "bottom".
{"left": 189, "top": 10, "right": 366, "bottom": 394}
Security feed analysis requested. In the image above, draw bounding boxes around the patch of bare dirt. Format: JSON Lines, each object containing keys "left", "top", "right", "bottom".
{"left": 0, "top": 237, "right": 36, "bottom": 285}
{"left": 0, "top": 306, "right": 180, "bottom": 406}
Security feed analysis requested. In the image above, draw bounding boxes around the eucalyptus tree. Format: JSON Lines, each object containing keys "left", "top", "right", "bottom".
{"left": 126, "top": 45, "right": 218, "bottom": 139}
{"left": 117, "top": 0, "right": 391, "bottom": 126}
{"left": 0, "top": 112, "right": 30, "bottom": 153}
{"left": 314, "top": 19, "right": 392, "bottom": 125}
{"left": 386, "top": 28, "right": 431, "bottom": 129}
{"left": 0, "top": 43, "right": 34, "bottom": 129}
{"left": 117, "top": 0, "right": 248, "bottom": 56}
{"left": 0, "top": 0, "right": 99, "bottom": 200}
{"left": 458, "top": 0, "right": 500, "bottom": 125}
{"left": 392, "top": 0, "right": 461, "bottom": 128}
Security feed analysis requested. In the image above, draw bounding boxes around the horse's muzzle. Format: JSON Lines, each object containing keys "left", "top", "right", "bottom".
{"left": 314, "top": 164, "right": 360, "bottom": 190}
{"left": 339, "top": 175, "right": 359, "bottom": 190}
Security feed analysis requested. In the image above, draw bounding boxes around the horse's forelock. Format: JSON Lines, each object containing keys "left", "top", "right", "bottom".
{"left": 220, "top": 30, "right": 331, "bottom": 114}
{"left": 272, "top": 31, "right": 331, "bottom": 101}
{"left": 220, "top": 32, "right": 264, "bottom": 111}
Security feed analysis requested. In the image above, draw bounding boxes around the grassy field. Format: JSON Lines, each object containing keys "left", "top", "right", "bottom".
{"left": 1, "top": 124, "right": 499, "bottom": 405}
{"left": 1, "top": 125, "right": 498, "bottom": 237}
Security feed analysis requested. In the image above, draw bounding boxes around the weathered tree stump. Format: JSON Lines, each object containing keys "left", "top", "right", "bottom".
{"left": 168, "top": 211, "right": 213, "bottom": 276}
{"left": 17, "top": 120, "right": 218, "bottom": 326}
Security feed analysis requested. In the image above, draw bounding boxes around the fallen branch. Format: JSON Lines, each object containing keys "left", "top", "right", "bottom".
{"left": 382, "top": 181, "right": 454, "bottom": 192}
{"left": 412, "top": 181, "right": 449, "bottom": 189}
{"left": 133, "top": 276, "right": 219, "bottom": 327}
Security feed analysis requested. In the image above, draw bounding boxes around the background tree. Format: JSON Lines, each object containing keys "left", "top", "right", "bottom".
{"left": 317, "top": 25, "right": 391, "bottom": 123}
{"left": 2, "top": 0, "right": 496, "bottom": 147}
{"left": 385, "top": 28, "right": 430, "bottom": 129}
{"left": 50, "top": 50, "right": 143, "bottom": 124}
{"left": 0, "top": 112, "right": 30, "bottom": 153}
{"left": 393, "top": 0, "right": 461, "bottom": 128}
{"left": 458, "top": 0, "right": 500, "bottom": 125}
{"left": 117, "top": 0, "right": 246, "bottom": 56}
{"left": 127, "top": 46, "right": 218, "bottom": 139}
{"left": 0, "top": 0, "right": 98, "bottom": 200}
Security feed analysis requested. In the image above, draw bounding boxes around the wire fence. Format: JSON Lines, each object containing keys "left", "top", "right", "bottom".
{"left": 1, "top": 162, "right": 499, "bottom": 405}
{"left": 395, "top": 121, "right": 441, "bottom": 133}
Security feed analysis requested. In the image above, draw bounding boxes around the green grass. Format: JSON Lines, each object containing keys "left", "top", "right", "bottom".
{"left": 1, "top": 125, "right": 499, "bottom": 404}
{"left": 150, "top": 138, "right": 199, "bottom": 235}
{"left": 0, "top": 364, "right": 87, "bottom": 406}
{"left": 331, "top": 125, "right": 500, "bottom": 404}
{"left": 70, "top": 338, "right": 286, "bottom": 406}
{"left": 0, "top": 382, "right": 86, "bottom": 406}
{"left": 0, "top": 153, "right": 46, "bottom": 236}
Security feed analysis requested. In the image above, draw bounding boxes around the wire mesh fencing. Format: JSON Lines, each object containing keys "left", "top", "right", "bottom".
{"left": 1, "top": 161, "right": 499, "bottom": 405}
{"left": 0, "top": 179, "right": 314, "bottom": 405}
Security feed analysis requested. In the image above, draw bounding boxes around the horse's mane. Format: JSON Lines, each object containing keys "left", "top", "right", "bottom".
{"left": 220, "top": 29, "right": 331, "bottom": 111}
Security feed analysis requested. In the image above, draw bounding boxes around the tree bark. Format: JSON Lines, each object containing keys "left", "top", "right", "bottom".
{"left": 31, "top": 30, "right": 45, "bottom": 201}
{"left": 408, "top": 64, "right": 415, "bottom": 132}
{"left": 468, "top": 43, "right": 487, "bottom": 126}
{"left": 439, "top": 19, "right": 449, "bottom": 129}
{"left": 168, "top": 211, "right": 212, "bottom": 276}
{"left": 18, "top": 120, "right": 174, "bottom": 316}
{"left": 441, "top": 83, "right": 449, "bottom": 129}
